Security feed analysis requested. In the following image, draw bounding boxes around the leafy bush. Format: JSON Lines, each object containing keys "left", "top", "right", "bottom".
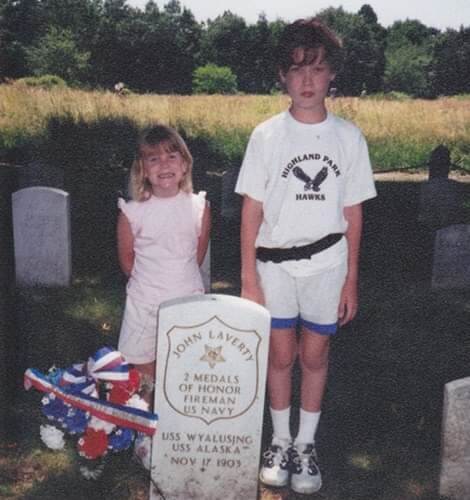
{"left": 192, "top": 64, "right": 238, "bottom": 95}
{"left": 16, "top": 74, "right": 67, "bottom": 89}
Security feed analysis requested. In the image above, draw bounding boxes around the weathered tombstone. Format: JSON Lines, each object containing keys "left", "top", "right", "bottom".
{"left": 439, "top": 376, "right": 470, "bottom": 499}
{"left": 151, "top": 294, "right": 271, "bottom": 500}
{"left": 221, "top": 168, "right": 242, "bottom": 220}
{"left": 431, "top": 224, "right": 470, "bottom": 289}
{"left": 12, "top": 187, "right": 71, "bottom": 287}
{"left": 418, "top": 145, "right": 466, "bottom": 230}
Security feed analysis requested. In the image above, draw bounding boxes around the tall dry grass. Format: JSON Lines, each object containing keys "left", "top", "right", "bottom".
{"left": 1, "top": 84, "right": 469, "bottom": 168}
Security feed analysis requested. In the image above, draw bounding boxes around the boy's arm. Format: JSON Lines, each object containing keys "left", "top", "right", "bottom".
{"left": 240, "top": 195, "right": 265, "bottom": 305}
{"left": 197, "top": 201, "right": 211, "bottom": 266}
{"left": 338, "top": 203, "right": 363, "bottom": 326}
{"left": 117, "top": 212, "right": 135, "bottom": 277}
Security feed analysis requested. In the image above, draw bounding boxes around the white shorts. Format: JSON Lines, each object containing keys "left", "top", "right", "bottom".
{"left": 257, "top": 259, "right": 347, "bottom": 335}
{"left": 118, "top": 295, "right": 159, "bottom": 364}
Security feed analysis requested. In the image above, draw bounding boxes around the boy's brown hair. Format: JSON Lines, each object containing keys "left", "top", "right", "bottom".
{"left": 278, "top": 18, "right": 344, "bottom": 74}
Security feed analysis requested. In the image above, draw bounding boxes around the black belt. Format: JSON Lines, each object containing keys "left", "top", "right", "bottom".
{"left": 256, "top": 233, "right": 343, "bottom": 263}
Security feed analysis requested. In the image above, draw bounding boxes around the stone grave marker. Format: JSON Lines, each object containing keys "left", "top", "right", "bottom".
{"left": 439, "top": 376, "right": 470, "bottom": 499}
{"left": 12, "top": 187, "right": 71, "bottom": 287}
{"left": 151, "top": 294, "right": 271, "bottom": 500}
{"left": 431, "top": 224, "right": 470, "bottom": 290}
{"left": 221, "top": 168, "right": 241, "bottom": 220}
{"left": 418, "top": 178, "right": 465, "bottom": 230}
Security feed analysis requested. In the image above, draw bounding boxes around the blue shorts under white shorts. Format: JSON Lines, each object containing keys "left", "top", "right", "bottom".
{"left": 256, "top": 259, "right": 348, "bottom": 335}
{"left": 118, "top": 295, "right": 159, "bottom": 364}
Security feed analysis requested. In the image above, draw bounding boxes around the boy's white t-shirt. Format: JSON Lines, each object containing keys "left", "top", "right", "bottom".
{"left": 235, "top": 111, "right": 377, "bottom": 276}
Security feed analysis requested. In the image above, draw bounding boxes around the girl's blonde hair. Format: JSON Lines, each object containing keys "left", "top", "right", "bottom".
{"left": 129, "top": 125, "right": 193, "bottom": 201}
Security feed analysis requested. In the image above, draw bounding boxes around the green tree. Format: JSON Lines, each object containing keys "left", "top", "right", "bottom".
{"left": 199, "top": 12, "right": 249, "bottom": 88}
{"left": 384, "top": 20, "right": 437, "bottom": 97}
{"left": 193, "top": 63, "right": 237, "bottom": 94}
{"left": 318, "top": 6, "right": 386, "bottom": 95}
{"left": 25, "top": 27, "right": 90, "bottom": 84}
{"left": 430, "top": 27, "right": 470, "bottom": 96}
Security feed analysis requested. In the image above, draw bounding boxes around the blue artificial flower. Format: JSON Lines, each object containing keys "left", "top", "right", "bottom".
{"left": 41, "top": 394, "right": 69, "bottom": 422}
{"left": 63, "top": 407, "right": 90, "bottom": 434}
{"left": 108, "top": 428, "right": 135, "bottom": 452}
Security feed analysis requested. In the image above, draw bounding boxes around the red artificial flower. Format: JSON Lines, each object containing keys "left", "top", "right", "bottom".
{"left": 108, "top": 384, "right": 130, "bottom": 405}
{"left": 77, "top": 428, "right": 108, "bottom": 459}
{"left": 127, "top": 369, "right": 141, "bottom": 394}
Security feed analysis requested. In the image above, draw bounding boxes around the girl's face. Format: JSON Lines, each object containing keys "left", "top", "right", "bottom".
{"left": 141, "top": 143, "right": 187, "bottom": 197}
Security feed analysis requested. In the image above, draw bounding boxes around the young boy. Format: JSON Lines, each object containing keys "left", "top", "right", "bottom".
{"left": 235, "top": 18, "right": 376, "bottom": 494}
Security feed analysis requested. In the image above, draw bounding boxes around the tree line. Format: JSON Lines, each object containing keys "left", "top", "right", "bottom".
{"left": 0, "top": 0, "right": 469, "bottom": 97}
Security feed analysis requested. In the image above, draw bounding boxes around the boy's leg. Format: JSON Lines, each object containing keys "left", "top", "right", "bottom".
{"left": 298, "top": 330, "right": 330, "bottom": 413}
{"left": 268, "top": 327, "right": 298, "bottom": 411}
{"left": 289, "top": 329, "right": 329, "bottom": 494}
{"left": 260, "top": 326, "right": 297, "bottom": 487}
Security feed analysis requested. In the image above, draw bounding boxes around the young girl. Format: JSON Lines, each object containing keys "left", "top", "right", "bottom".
{"left": 117, "top": 125, "right": 211, "bottom": 401}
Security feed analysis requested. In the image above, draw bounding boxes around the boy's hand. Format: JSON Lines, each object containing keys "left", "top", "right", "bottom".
{"left": 338, "top": 277, "right": 358, "bottom": 326}
{"left": 241, "top": 282, "right": 265, "bottom": 306}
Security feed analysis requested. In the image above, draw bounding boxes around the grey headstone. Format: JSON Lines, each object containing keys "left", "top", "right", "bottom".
{"left": 151, "top": 294, "right": 271, "bottom": 500}
{"left": 221, "top": 168, "right": 241, "bottom": 220}
{"left": 432, "top": 224, "right": 470, "bottom": 290}
{"left": 12, "top": 187, "right": 71, "bottom": 287}
{"left": 418, "top": 178, "right": 466, "bottom": 230}
{"left": 439, "top": 376, "right": 470, "bottom": 499}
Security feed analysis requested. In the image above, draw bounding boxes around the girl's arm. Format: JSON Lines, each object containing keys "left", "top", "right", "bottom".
{"left": 117, "top": 212, "right": 135, "bottom": 277}
{"left": 197, "top": 201, "right": 211, "bottom": 266}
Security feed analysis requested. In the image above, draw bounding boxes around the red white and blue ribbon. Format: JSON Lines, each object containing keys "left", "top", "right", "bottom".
{"left": 86, "top": 347, "right": 130, "bottom": 383}
{"left": 25, "top": 368, "right": 157, "bottom": 436}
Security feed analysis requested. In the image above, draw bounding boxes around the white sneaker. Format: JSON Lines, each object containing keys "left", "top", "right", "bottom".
{"left": 259, "top": 438, "right": 290, "bottom": 487}
{"left": 290, "top": 442, "right": 322, "bottom": 494}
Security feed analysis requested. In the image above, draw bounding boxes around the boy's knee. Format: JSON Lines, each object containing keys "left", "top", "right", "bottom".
{"left": 299, "top": 346, "right": 329, "bottom": 372}
{"left": 269, "top": 348, "right": 296, "bottom": 371}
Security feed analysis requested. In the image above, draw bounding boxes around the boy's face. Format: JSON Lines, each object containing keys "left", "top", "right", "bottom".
{"left": 279, "top": 46, "right": 336, "bottom": 119}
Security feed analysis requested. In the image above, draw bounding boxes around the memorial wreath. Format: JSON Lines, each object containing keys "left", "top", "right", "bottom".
{"left": 24, "top": 347, "right": 157, "bottom": 479}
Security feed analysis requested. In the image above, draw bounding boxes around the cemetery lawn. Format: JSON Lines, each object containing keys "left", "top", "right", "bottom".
{"left": 2, "top": 172, "right": 470, "bottom": 499}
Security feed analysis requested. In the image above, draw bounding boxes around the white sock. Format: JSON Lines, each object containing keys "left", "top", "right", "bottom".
{"left": 270, "top": 406, "right": 291, "bottom": 444}
{"left": 295, "top": 408, "right": 321, "bottom": 445}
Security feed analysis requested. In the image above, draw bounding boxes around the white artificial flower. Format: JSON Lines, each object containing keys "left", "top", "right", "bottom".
{"left": 134, "top": 434, "right": 152, "bottom": 470}
{"left": 40, "top": 424, "right": 65, "bottom": 450}
{"left": 126, "top": 394, "right": 149, "bottom": 412}
{"left": 88, "top": 416, "right": 116, "bottom": 434}
{"left": 79, "top": 464, "right": 104, "bottom": 480}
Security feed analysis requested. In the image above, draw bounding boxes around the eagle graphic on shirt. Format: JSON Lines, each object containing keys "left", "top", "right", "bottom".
{"left": 293, "top": 166, "right": 328, "bottom": 192}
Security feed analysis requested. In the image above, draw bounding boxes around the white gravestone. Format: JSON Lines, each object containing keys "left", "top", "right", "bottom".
{"left": 439, "top": 376, "right": 470, "bottom": 499}
{"left": 12, "top": 187, "right": 71, "bottom": 287}
{"left": 151, "top": 294, "right": 271, "bottom": 500}
{"left": 432, "top": 224, "right": 470, "bottom": 290}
